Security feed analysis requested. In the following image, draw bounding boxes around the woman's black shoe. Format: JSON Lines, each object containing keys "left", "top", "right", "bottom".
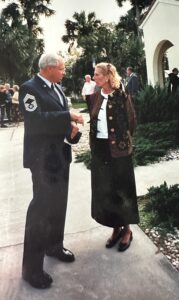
{"left": 118, "top": 231, "right": 133, "bottom": 252}
{"left": 105, "top": 230, "right": 122, "bottom": 248}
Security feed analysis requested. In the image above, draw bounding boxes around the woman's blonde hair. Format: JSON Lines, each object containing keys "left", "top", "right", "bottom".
{"left": 95, "top": 62, "right": 121, "bottom": 89}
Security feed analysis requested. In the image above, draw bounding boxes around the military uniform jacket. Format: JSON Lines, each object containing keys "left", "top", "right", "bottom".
{"left": 89, "top": 88, "right": 133, "bottom": 158}
{"left": 19, "top": 75, "right": 73, "bottom": 169}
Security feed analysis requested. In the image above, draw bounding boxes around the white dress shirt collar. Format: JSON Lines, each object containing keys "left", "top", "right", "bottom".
{"left": 37, "top": 74, "right": 52, "bottom": 88}
{"left": 37, "top": 74, "right": 64, "bottom": 106}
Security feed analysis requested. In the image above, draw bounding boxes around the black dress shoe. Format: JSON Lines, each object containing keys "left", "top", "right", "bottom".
{"left": 22, "top": 270, "right": 53, "bottom": 289}
{"left": 118, "top": 232, "right": 133, "bottom": 252}
{"left": 106, "top": 230, "right": 123, "bottom": 248}
{"left": 46, "top": 246, "right": 75, "bottom": 262}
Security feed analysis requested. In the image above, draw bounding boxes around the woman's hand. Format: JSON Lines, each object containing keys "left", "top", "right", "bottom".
{"left": 70, "top": 112, "right": 84, "bottom": 126}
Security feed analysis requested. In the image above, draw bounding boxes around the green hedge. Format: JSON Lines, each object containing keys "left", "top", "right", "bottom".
{"left": 135, "top": 85, "right": 179, "bottom": 124}
{"left": 143, "top": 182, "right": 179, "bottom": 230}
{"left": 133, "top": 120, "right": 178, "bottom": 166}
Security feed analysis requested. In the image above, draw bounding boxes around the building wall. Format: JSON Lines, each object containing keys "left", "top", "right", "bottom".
{"left": 140, "top": 0, "right": 179, "bottom": 86}
{"left": 167, "top": 47, "right": 179, "bottom": 71}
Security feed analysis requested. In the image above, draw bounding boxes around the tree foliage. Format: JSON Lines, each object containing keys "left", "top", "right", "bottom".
{"left": 116, "top": 0, "right": 153, "bottom": 12}
{"left": 62, "top": 10, "right": 147, "bottom": 95}
{"left": 0, "top": 0, "right": 54, "bottom": 84}
{"left": 116, "top": 0, "right": 153, "bottom": 32}
{"left": 62, "top": 11, "right": 101, "bottom": 53}
{"left": 0, "top": 17, "right": 32, "bottom": 82}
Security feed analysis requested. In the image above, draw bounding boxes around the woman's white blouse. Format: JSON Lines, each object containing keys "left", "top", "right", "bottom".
{"left": 97, "top": 90, "right": 109, "bottom": 139}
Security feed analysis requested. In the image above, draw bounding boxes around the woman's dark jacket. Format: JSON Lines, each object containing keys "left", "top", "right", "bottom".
{"left": 89, "top": 88, "right": 134, "bottom": 158}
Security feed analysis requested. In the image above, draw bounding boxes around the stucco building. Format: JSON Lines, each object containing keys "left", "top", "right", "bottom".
{"left": 140, "top": 0, "right": 179, "bottom": 86}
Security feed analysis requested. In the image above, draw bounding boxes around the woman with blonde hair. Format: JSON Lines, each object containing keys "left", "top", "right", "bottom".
{"left": 89, "top": 62, "right": 139, "bottom": 251}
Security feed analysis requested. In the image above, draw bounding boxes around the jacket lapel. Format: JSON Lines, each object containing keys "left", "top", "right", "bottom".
{"left": 34, "top": 76, "right": 65, "bottom": 109}
{"left": 46, "top": 88, "right": 65, "bottom": 108}
{"left": 90, "top": 90, "right": 104, "bottom": 118}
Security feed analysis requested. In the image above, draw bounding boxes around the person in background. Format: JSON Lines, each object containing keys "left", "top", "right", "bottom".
{"left": 4, "top": 83, "right": 13, "bottom": 123}
{"left": 12, "top": 85, "right": 20, "bottom": 123}
{"left": 125, "top": 67, "right": 140, "bottom": 102}
{"left": 125, "top": 67, "right": 139, "bottom": 135}
{"left": 168, "top": 68, "right": 179, "bottom": 94}
{"left": 81, "top": 74, "right": 96, "bottom": 112}
{"left": 19, "top": 53, "right": 84, "bottom": 289}
{"left": 0, "top": 85, "right": 7, "bottom": 128}
{"left": 89, "top": 62, "right": 139, "bottom": 253}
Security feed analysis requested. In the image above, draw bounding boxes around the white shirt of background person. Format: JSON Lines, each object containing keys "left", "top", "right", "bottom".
{"left": 82, "top": 75, "right": 96, "bottom": 98}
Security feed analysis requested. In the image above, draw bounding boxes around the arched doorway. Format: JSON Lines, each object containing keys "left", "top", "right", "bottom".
{"left": 153, "top": 40, "right": 174, "bottom": 86}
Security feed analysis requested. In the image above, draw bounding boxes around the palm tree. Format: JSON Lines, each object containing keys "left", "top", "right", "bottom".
{"left": 62, "top": 11, "right": 101, "bottom": 52}
{"left": 20, "top": 0, "right": 54, "bottom": 34}
{"left": 1, "top": 2, "right": 22, "bottom": 28}
{"left": 1, "top": 0, "right": 54, "bottom": 35}
{"left": 0, "top": 0, "right": 54, "bottom": 82}
{"left": 0, "top": 17, "right": 32, "bottom": 82}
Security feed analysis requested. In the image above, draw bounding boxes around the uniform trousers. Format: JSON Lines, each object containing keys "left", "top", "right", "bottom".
{"left": 22, "top": 159, "right": 70, "bottom": 275}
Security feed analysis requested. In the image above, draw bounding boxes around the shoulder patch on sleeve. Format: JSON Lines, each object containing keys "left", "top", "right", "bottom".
{"left": 23, "top": 93, "right": 37, "bottom": 112}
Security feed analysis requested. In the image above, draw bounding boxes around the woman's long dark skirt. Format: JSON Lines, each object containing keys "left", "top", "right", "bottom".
{"left": 91, "top": 139, "right": 139, "bottom": 228}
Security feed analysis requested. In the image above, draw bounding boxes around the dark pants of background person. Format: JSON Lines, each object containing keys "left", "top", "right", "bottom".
{"left": 85, "top": 95, "right": 91, "bottom": 112}
{"left": 22, "top": 160, "right": 70, "bottom": 276}
{"left": 5, "top": 102, "right": 12, "bottom": 122}
{"left": 0, "top": 105, "right": 5, "bottom": 127}
{"left": 12, "top": 104, "right": 20, "bottom": 123}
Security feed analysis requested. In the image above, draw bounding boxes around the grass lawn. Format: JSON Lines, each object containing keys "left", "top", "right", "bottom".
{"left": 72, "top": 102, "right": 87, "bottom": 109}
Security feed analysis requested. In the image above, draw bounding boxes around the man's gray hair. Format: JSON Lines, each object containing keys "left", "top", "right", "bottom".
{"left": 39, "top": 53, "right": 63, "bottom": 69}
{"left": 85, "top": 74, "right": 91, "bottom": 79}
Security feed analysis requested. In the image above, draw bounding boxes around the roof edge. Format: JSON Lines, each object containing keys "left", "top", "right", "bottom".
{"left": 140, "top": 0, "right": 179, "bottom": 29}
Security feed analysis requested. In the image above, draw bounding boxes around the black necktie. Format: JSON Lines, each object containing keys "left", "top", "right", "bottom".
{"left": 51, "top": 83, "right": 64, "bottom": 106}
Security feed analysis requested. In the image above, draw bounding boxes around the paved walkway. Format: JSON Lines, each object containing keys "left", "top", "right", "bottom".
{"left": 0, "top": 123, "right": 179, "bottom": 300}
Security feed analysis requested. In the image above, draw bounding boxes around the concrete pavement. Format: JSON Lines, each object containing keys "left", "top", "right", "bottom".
{"left": 0, "top": 123, "right": 179, "bottom": 300}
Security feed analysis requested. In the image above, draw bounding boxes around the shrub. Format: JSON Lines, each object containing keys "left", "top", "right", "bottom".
{"left": 75, "top": 150, "right": 91, "bottom": 169}
{"left": 135, "top": 85, "right": 179, "bottom": 124}
{"left": 144, "top": 182, "right": 179, "bottom": 230}
{"left": 133, "top": 120, "right": 178, "bottom": 166}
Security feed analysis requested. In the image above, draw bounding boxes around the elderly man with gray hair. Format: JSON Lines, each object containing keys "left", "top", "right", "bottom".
{"left": 19, "top": 53, "right": 84, "bottom": 289}
{"left": 82, "top": 74, "right": 96, "bottom": 112}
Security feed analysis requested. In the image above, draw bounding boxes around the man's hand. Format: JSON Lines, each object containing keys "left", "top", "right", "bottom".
{"left": 70, "top": 122, "right": 79, "bottom": 139}
{"left": 70, "top": 112, "right": 84, "bottom": 125}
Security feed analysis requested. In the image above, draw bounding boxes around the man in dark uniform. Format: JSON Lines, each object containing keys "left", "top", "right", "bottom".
{"left": 125, "top": 67, "right": 139, "bottom": 135}
{"left": 125, "top": 67, "right": 140, "bottom": 102}
{"left": 19, "top": 53, "right": 84, "bottom": 289}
